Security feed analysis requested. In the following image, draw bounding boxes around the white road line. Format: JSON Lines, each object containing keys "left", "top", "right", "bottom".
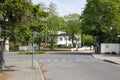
{"left": 40, "top": 60, "right": 44, "bottom": 62}
{"left": 47, "top": 60, "right": 51, "bottom": 62}
{"left": 61, "top": 60, "right": 66, "bottom": 62}
{"left": 40, "top": 59, "right": 97, "bottom": 62}
{"left": 54, "top": 60, "right": 59, "bottom": 62}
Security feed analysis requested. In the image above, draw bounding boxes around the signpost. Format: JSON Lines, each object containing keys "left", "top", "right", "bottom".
{"left": 31, "top": 30, "right": 37, "bottom": 67}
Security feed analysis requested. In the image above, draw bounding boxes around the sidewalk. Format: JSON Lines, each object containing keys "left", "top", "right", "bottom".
{"left": 4, "top": 59, "right": 41, "bottom": 80}
{"left": 92, "top": 54, "right": 120, "bottom": 64}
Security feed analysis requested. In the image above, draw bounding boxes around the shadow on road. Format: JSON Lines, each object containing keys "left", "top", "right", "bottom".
{"left": 103, "top": 60, "right": 120, "bottom": 65}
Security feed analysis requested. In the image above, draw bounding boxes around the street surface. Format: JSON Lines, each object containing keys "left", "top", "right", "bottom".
{"left": 5, "top": 52, "right": 120, "bottom": 80}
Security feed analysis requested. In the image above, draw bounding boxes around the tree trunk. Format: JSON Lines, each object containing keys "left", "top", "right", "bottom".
{"left": 38, "top": 42, "right": 41, "bottom": 51}
{"left": 50, "top": 36, "right": 53, "bottom": 50}
{"left": 0, "top": 41, "right": 4, "bottom": 72}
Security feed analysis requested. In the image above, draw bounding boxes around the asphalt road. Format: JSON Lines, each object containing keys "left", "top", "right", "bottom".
{"left": 5, "top": 52, "right": 120, "bottom": 80}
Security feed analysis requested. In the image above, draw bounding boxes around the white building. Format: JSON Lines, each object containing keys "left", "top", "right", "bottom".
{"left": 56, "top": 31, "right": 81, "bottom": 48}
{"left": 5, "top": 39, "right": 9, "bottom": 52}
{"left": 101, "top": 43, "right": 120, "bottom": 54}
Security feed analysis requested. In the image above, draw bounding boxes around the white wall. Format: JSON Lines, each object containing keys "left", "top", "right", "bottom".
{"left": 5, "top": 39, "right": 9, "bottom": 52}
{"left": 56, "top": 36, "right": 72, "bottom": 46}
{"left": 56, "top": 31, "right": 81, "bottom": 47}
{"left": 101, "top": 43, "right": 120, "bottom": 54}
{"left": 19, "top": 46, "right": 29, "bottom": 51}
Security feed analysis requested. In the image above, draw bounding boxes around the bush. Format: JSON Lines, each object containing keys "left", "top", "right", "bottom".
{"left": 9, "top": 42, "right": 19, "bottom": 51}
{"left": 57, "top": 45, "right": 71, "bottom": 48}
{"left": 104, "top": 52, "right": 110, "bottom": 54}
{"left": 18, "top": 50, "right": 45, "bottom": 55}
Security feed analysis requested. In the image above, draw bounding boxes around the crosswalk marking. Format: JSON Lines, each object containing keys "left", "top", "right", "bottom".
{"left": 40, "top": 60, "right": 44, "bottom": 62}
{"left": 62, "top": 60, "right": 66, "bottom": 62}
{"left": 39, "top": 59, "right": 97, "bottom": 62}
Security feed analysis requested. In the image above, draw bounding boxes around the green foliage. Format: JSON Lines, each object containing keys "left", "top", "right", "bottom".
{"left": 81, "top": 0, "right": 120, "bottom": 43}
{"left": 43, "top": 2, "right": 67, "bottom": 50}
{"left": 64, "top": 14, "right": 81, "bottom": 47}
{"left": 48, "top": 2, "right": 57, "bottom": 15}
{"left": 18, "top": 50, "right": 45, "bottom": 54}
{"left": 9, "top": 42, "right": 19, "bottom": 51}
{"left": 0, "top": 0, "right": 32, "bottom": 41}
{"left": 82, "top": 34, "right": 94, "bottom": 46}
{"left": 0, "top": 0, "right": 49, "bottom": 48}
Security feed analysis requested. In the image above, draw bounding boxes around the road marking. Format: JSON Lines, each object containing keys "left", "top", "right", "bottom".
{"left": 54, "top": 60, "right": 58, "bottom": 62}
{"left": 39, "top": 59, "right": 97, "bottom": 62}
{"left": 62, "top": 60, "right": 66, "bottom": 62}
{"left": 47, "top": 60, "right": 51, "bottom": 62}
{"left": 40, "top": 60, "right": 44, "bottom": 62}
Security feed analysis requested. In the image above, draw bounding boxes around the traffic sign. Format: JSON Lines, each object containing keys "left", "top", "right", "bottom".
{"left": 32, "top": 46, "right": 37, "bottom": 50}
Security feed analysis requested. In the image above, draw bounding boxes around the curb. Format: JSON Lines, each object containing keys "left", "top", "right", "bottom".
{"left": 91, "top": 54, "right": 120, "bottom": 65}
{"left": 103, "top": 59, "right": 120, "bottom": 65}
{"left": 35, "top": 61, "right": 46, "bottom": 80}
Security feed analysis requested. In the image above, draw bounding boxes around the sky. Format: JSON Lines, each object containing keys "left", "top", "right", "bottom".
{"left": 32, "top": 0, "right": 86, "bottom": 16}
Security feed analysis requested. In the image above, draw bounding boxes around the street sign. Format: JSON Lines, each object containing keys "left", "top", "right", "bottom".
{"left": 32, "top": 46, "right": 37, "bottom": 50}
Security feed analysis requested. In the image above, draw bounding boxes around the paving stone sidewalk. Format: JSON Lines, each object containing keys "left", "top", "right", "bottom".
{"left": 92, "top": 54, "right": 120, "bottom": 64}
{"left": 5, "top": 59, "right": 41, "bottom": 80}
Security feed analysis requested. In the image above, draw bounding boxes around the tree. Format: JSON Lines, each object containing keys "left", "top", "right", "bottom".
{"left": 81, "top": 0, "right": 120, "bottom": 53}
{"left": 64, "top": 14, "right": 81, "bottom": 47}
{"left": 9, "top": 2, "right": 49, "bottom": 48}
{"left": 82, "top": 34, "right": 94, "bottom": 46}
{"left": 81, "top": 0, "right": 120, "bottom": 43}
{"left": 48, "top": 2, "right": 57, "bottom": 15}
{"left": 0, "top": 0, "right": 33, "bottom": 71}
{"left": 44, "top": 2, "right": 66, "bottom": 50}
{"left": 0, "top": 0, "right": 48, "bottom": 71}
{"left": 0, "top": 0, "right": 32, "bottom": 48}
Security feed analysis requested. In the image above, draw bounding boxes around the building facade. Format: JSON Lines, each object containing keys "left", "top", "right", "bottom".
{"left": 56, "top": 31, "right": 81, "bottom": 48}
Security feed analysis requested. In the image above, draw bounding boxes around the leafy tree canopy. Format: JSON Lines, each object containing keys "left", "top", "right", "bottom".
{"left": 81, "top": 0, "right": 120, "bottom": 43}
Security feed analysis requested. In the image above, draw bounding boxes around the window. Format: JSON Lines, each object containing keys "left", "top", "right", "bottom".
{"left": 60, "top": 37, "right": 63, "bottom": 41}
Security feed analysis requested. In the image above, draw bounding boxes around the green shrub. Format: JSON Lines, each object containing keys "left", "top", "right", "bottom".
{"left": 18, "top": 50, "right": 45, "bottom": 54}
